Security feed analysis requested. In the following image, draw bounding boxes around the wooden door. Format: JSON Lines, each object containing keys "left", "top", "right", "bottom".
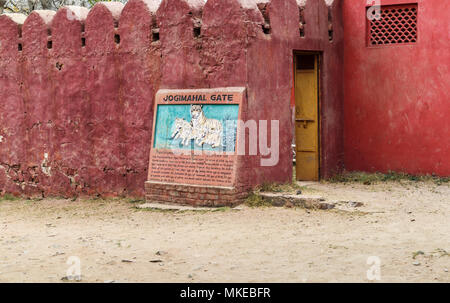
{"left": 294, "top": 54, "right": 319, "bottom": 181}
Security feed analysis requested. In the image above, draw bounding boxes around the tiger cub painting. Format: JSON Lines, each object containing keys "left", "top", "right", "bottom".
{"left": 171, "top": 118, "right": 193, "bottom": 146}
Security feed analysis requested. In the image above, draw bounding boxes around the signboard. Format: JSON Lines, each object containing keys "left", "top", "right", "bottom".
{"left": 147, "top": 88, "right": 245, "bottom": 187}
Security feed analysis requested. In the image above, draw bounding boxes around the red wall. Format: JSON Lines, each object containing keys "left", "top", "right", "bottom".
{"left": 0, "top": 14, "right": 27, "bottom": 195}
{"left": 0, "top": 3, "right": 159, "bottom": 198}
{"left": 343, "top": 0, "right": 450, "bottom": 176}
{"left": 0, "top": 0, "right": 344, "bottom": 198}
{"left": 248, "top": 0, "right": 344, "bottom": 185}
{"left": 2, "top": 0, "right": 446, "bottom": 200}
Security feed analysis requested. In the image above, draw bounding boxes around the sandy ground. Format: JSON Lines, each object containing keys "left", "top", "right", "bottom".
{"left": 0, "top": 181, "right": 449, "bottom": 283}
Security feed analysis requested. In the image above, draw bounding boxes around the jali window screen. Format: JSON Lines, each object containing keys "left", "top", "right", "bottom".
{"left": 368, "top": 4, "right": 418, "bottom": 46}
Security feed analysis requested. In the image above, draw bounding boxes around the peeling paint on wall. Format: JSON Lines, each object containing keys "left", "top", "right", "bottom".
{"left": 41, "top": 153, "right": 51, "bottom": 176}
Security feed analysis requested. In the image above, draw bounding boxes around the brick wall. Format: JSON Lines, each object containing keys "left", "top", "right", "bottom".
{"left": 145, "top": 181, "right": 248, "bottom": 207}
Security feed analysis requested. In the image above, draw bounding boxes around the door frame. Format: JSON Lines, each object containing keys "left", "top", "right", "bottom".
{"left": 293, "top": 50, "right": 322, "bottom": 180}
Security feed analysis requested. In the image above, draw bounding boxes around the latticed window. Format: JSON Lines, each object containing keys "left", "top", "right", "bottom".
{"left": 368, "top": 4, "right": 418, "bottom": 46}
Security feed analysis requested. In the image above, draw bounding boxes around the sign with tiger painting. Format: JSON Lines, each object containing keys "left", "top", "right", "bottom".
{"left": 147, "top": 88, "right": 245, "bottom": 187}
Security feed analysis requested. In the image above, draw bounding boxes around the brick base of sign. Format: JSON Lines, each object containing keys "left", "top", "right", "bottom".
{"left": 144, "top": 181, "right": 249, "bottom": 207}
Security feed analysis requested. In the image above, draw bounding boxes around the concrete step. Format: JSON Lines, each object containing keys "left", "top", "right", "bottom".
{"left": 137, "top": 203, "right": 216, "bottom": 211}
{"left": 258, "top": 192, "right": 335, "bottom": 209}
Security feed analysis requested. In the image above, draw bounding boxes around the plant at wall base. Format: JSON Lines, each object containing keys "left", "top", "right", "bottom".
{"left": 244, "top": 192, "right": 272, "bottom": 208}
{"left": 257, "top": 182, "right": 303, "bottom": 193}
{"left": 326, "top": 171, "right": 450, "bottom": 186}
{"left": 0, "top": 193, "right": 21, "bottom": 201}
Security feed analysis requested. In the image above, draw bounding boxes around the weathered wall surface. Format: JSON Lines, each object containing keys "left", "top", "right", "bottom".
{"left": 0, "top": 0, "right": 343, "bottom": 198}
{"left": 0, "top": 13, "right": 27, "bottom": 195}
{"left": 248, "top": 0, "right": 344, "bottom": 185}
{"left": 343, "top": 0, "right": 450, "bottom": 176}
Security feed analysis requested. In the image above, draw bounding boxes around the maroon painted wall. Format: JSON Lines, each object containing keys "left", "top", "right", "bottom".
{"left": 343, "top": 0, "right": 450, "bottom": 176}
{"left": 0, "top": 14, "right": 27, "bottom": 196}
{"left": 0, "top": 0, "right": 343, "bottom": 198}
{"left": 248, "top": 0, "right": 344, "bottom": 185}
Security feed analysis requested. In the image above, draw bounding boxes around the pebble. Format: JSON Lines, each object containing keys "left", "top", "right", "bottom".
{"left": 61, "top": 275, "right": 82, "bottom": 281}
{"left": 121, "top": 259, "right": 134, "bottom": 263}
{"left": 412, "top": 261, "right": 421, "bottom": 266}
{"left": 349, "top": 201, "right": 364, "bottom": 207}
{"left": 285, "top": 201, "right": 294, "bottom": 208}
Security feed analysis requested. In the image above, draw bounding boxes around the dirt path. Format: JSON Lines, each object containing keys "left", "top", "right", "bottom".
{"left": 0, "top": 181, "right": 448, "bottom": 282}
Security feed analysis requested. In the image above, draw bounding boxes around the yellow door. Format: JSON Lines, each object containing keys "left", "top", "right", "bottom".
{"left": 294, "top": 54, "right": 319, "bottom": 181}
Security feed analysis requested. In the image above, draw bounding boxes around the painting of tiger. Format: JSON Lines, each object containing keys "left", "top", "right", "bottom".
{"left": 171, "top": 118, "right": 193, "bottom": 146}
{"left": 170, "top": 105, "right": 223, "bottom": 149}
{"left": 190, "top": 104, "right": 223, "bottom": 148}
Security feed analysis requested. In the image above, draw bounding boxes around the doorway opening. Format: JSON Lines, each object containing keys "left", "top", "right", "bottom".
{"left": 293, "top": 52, "right": 320, "bottom": 181}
